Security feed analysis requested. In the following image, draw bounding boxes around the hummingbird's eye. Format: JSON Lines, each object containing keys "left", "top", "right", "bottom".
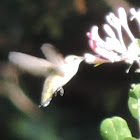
{"left": 73, "top": 57, "right": 77, "bottom": 61}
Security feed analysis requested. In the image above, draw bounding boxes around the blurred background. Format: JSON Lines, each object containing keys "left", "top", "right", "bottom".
{"left": 0, "top": 0, "right": 140, "bottom": 139}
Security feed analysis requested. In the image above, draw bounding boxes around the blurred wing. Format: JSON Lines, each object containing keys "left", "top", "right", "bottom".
{"left": 41, "top": 43, "right": 65, "bottom": 66}
{"left": 8, "top": 52, "right": 55, "bottom": 77}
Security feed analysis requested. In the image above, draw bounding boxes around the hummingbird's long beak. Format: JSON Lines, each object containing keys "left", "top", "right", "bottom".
{"left": 78, "top": 56, "right": 85, "bottom": 61}
{"left": 77, "top": 56, "right": 85, "bottom": 63}
{"left": 80, "top": 56, "right": 85, "bottom": 59}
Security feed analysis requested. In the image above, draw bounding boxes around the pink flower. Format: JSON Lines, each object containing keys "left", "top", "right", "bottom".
{"left": 84, "top": 7, "right": 140, "bottom": 71}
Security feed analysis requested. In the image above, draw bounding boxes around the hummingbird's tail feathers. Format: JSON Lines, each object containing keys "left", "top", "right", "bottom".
{"left": 40, "top": 77, "right": 55, "bottom": 107}
{"left": 8, "top": 52, "right": 55, "bottom": 77}
{"left": 41, "top": 43, "right": 64, "bottom": 66}
{"left": 39, "top": 97, "right": 52, "bottom": 107}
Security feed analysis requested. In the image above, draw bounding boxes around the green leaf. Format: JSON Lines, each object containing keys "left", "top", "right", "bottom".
{"left": 100, "top": 116, "right": 132, "bottom": 140}
{"left": 136, "top": 39, "right": 140, "bottom": 48}
{"left": 124, "top": 137, "right": 138, "bottom": 140}
{"left": 128, "top": 84, "right": 140, "bottom": 119}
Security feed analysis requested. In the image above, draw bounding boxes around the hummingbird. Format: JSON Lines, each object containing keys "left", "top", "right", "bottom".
{"left": 8, "top": 43, "right": 84, "bottom": 107}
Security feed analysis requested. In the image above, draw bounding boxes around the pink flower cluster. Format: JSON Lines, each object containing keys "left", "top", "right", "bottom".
{"left": 84, "top": 7, "right": 140, "bottom": 70}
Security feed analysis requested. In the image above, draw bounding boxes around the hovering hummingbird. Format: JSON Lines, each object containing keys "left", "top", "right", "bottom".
{"left": 8, "top": 43, "right": 84, "bottom": 107}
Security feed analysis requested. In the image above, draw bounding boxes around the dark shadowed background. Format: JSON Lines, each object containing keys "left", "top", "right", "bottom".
{"left": 0, "top": 0, "right": 140, "bottom": 140}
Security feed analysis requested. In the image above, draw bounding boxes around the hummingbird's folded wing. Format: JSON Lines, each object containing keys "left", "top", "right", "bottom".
{"left": 8, "top": 52, "right": 55, "bottom": 77}
{"left": 41, "top": 43, "right": 65, "bottom": 66}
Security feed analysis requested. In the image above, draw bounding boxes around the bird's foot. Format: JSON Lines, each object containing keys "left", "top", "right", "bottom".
{"left": 60, "top": 87, "right": 64, "bottom": 96}
{"left": 56, "top": 87, "right": 64, "bottom": 96}
{"left": 54, "top": 87, "right": 64, "bottom": 96}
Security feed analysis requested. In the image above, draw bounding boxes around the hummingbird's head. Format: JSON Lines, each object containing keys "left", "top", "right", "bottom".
{"left": 65, "top": 55, "right": 84, "bottom": 66}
